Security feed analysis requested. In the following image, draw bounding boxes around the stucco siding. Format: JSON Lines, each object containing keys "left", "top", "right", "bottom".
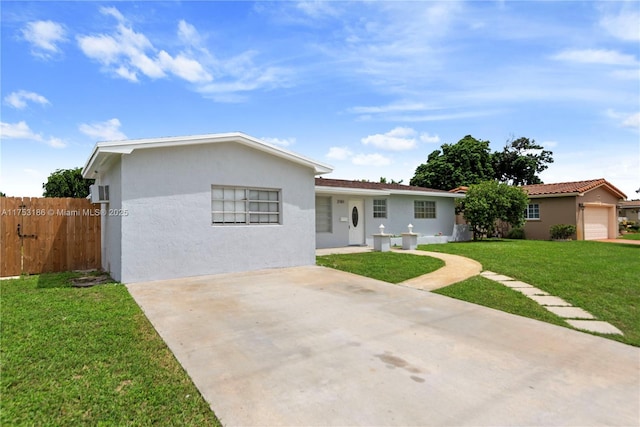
{"left": 524, "top": 196, "right": 576, "bottom": 240}
{"left": 315, "top": 193, "right": 456, "bottom": 249}
{"left": 579, "top": 187, "right": 620, "bottom": 205}
{"left": 118, "top": 142, "right": 316, "bottom": 283}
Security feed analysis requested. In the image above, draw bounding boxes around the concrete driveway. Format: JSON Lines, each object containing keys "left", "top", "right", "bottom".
{"left": 127, "top": 266, "right": 639, "bottom": 426}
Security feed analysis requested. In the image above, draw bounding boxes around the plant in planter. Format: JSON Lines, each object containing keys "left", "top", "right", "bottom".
{"left": 550, "top": 224, "right": 576, "bottom": 240}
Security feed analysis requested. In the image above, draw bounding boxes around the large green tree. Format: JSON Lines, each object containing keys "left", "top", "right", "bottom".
{"left": 43, "top": 168, "right": 94, "bottom": 198}
{"left": 411, "top": 135, "right": 554, "bottom": 190}
{"left": 492, "top": 137, "right": 553, "bottom": 185}
{"left": 458, "top": 180, "right": 529, "bottom": 240}
{"left": 410, "top": 135, "right": 494, "bottom": 190}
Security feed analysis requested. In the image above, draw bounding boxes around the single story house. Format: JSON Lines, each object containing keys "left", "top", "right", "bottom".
{"left": 521, "top": 179, "right": 627, "bottom": 240}
{"left": 82, "top": 132, "right": 332, "bottom": 283}
{"left": 618, "top": 200, "right": 640, "bottom": 222}
{"left": 315, "top": 178, "right": 465, "bottom": 248}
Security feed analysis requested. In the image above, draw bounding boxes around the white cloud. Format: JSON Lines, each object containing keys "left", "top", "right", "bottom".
{"left": 420, "top": 132, "right": 440, "bottom": 144}
{"left": 261, "top": 136, "right": 296, "bottom": 147}
{"left": 552, "top": 49, "right": 638, "bottom": 66}
{"left": 352, "top": 153, "right": 391, "bottom": 166}
{"left": 599, "top": 5, "right": 640, "bottom": 42}
{"left": 361, "top": 127, "right": 418, "bottom": 151}
{"left": 77, "top": 7, "right": 213, "bottom": 84}
{"left": 4, "top": 90, "right": 50, "bottom": 109}
{"left": 606, "top": 109, "right": 640, "bottom": 130}
{"left": 157, "top": 51, "right": 212, "bottom": 83}
{"left": 541, "top": 140, "right": 558, "bottom": 149}
{"left": 326, "top": 146, "right": 353, "bottom": 160}
{"left": 0, "top": 121, "right": 42, "bottom": 140}
{"left": 0, "top": 121, "right": 65, "bottom": 148}
{"left": 622, "top": 112, "right": 640, "bottom": 130}
{"left": 76, "top": 7, "right": 293, "bottom": 101}
{"left": 47, "top": 137, "right": 67, "bottom": 149}
{"left": 21, "top": 20, "right": 67, "bottom": 58}
{"left": 78, "top": 118, "right": 127, "bottom": 141}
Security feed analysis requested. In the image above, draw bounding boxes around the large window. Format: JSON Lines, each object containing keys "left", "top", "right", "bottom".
{"left": 212, "top": 186, "right": 280, "bottom": 225}
{"left": 414, "top": 200, "right": 436, "bottom": 219}
{"left": 373, "top": 199, "right": 387, "bottom": 218}
{"left": 315, "top": 196, "right": 332, "bottom": 232}
{"left": 525, "top": 203, "right": 540, "bottom": 220}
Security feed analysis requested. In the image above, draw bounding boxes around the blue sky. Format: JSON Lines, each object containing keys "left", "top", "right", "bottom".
{"left": 1, "top": 1, "right": 639, "bottom": 198}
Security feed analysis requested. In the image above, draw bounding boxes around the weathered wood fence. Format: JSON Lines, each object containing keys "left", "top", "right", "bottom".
{"left": 1, "top": 197, "right": 101, "bottom": 277}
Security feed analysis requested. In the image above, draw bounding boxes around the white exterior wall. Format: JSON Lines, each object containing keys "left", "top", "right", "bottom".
{"left": 316, "top": 193, "right": 457, "bottom": 249}
{"left": 98, "top": 158, "right": 123, "bottom": 282}
{"left": 117, "top": 142, "right": 316, "bottom": 283}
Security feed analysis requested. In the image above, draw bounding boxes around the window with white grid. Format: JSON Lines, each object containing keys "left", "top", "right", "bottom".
{"left": 414, "top": 200, "right": 436, "bottom": 219}
{"left": 525, "top": 203, "right": 540, "bottom": 220}
{"left": 212, "top": 186, "right": 281, "bottom": 225}
{"left": 373, "top": 199, "right": 387, "bottom": 218}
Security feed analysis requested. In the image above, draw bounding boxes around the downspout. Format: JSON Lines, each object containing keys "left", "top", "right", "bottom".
{"left": 578, "top": 202, "right": 585, "bottom": 240}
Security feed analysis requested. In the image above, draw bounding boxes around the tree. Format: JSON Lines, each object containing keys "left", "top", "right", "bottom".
{"left": 379, "top": 177, "right": 404, "bottom": 184}
{"left": 458, "top": 180, "right": 529, "bottom": 240}
{"left": 410, "top": 135, "right": 494, "bottom": 190}
{"left": 0, "top": 191, "right": 5, "bottom": 197}
{"left": 43, "top": 168, "right": 94, "bottom": 198}
{"left": 492, "top": 137, "right": 553, "bottom": 186}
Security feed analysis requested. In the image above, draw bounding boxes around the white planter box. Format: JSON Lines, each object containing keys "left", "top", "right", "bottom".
{"left": 373, "top": 234, "right": 391, "bottom": 252}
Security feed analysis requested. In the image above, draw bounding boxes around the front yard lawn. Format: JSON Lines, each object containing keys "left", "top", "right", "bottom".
{"left": 619, "top": 233, "right": 640, "bottom": 240}
{"left": 426, "top": 240, "right": 639, "bottom": 346}
{"left": 1, "top": 273, "right": 220, "bottom": 426}
{"left": 316, "top": 251, "right": 444, "bottom": 283}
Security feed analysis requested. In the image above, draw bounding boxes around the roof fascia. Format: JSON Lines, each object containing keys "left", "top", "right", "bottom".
{"left": 315, "top": 186, "right": 390, "bottom": 196}
{"left": 527, "top": 192, "right": 580, "bottom": 199}
{"left": 82, "top": 132, "right": 333, "bottom": 178}
{"left": 388, "top": 189, "right": 465, "bottom": 198}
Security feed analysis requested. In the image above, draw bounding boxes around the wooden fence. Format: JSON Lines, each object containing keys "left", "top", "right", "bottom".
{"left": 1, "top": 197, "right": 101, "bottom": 277}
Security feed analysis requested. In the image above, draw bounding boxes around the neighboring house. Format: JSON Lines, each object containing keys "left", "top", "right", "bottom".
{"left": 315, "top": 178, "right": 464, "bottom": 248}
{"left": 618, "top": 200, "right": 640, "bottom": 222}
{"left": 82, "top": 132, "right": 332, "bottom": 283}
{"left": 521, "top": 179, "right": 627, "bottom": 240}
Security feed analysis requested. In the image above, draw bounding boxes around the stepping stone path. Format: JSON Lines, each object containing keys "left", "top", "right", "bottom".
{"left": 480, "top": 271, "right": 623, "bottom": 336}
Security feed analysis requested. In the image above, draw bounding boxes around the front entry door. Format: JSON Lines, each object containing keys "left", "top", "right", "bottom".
{"left": 348, "top": 199, "right": 365, "bottom": 245}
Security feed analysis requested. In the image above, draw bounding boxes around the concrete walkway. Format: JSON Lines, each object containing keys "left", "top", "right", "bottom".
{"left": 316, "top": 246, "right": 482, "bottom": 291}
{"left": 480, "top": 271, "right": 624, "bottom": 335}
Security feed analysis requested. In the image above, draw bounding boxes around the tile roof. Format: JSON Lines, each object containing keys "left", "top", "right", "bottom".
{"left": 315, "top": 177, "right": 449, "bottom": 193}
{"left": 522, "top": 178, "right": 627, "bottom": 199}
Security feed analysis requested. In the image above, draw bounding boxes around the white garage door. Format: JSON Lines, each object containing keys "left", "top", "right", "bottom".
{"left": 584, "top": 207, "right": 609, "bottom": 240}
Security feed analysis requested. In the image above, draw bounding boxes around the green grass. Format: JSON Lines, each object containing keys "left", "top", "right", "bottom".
{"left": 424, "top": 240, "right": 640, "bottom": 346}
{"left": 1, "top": 272, "right": 220, "bottom": 426}
{"left": 316, "top": 251, "right": 445, "bottom": 284}
{"left": 619, "top": 233, "right": 640, "bottom": 240}
{"left": 434, "top": 276, "right": 570, "bottom": 328}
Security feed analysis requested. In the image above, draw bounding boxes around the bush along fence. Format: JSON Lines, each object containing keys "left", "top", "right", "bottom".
{"left": 1, "top": 197, "right": 101, "bottom": 277}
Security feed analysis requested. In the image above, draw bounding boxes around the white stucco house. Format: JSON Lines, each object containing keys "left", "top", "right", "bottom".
{"left": 82, "top": 132, "right": 332, "bottom": 283}
{"left": 315, "top": 178, "right": 465, "bottom": 248}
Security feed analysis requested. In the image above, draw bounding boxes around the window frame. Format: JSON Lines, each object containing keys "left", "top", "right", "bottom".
{"left": 315, "top": 196, "right": 332, "bottom": 233}
{"left": 373, "top": 199, "right": 387, "bottom": 219}
{"left": 525, "top": 203, "right": 540, "bottom": 220}
{"left": 414, "top": 200, "right": 436, "bottom": 219}
{"left": 211, "top": 186, "right": 281, "bottom": 225}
